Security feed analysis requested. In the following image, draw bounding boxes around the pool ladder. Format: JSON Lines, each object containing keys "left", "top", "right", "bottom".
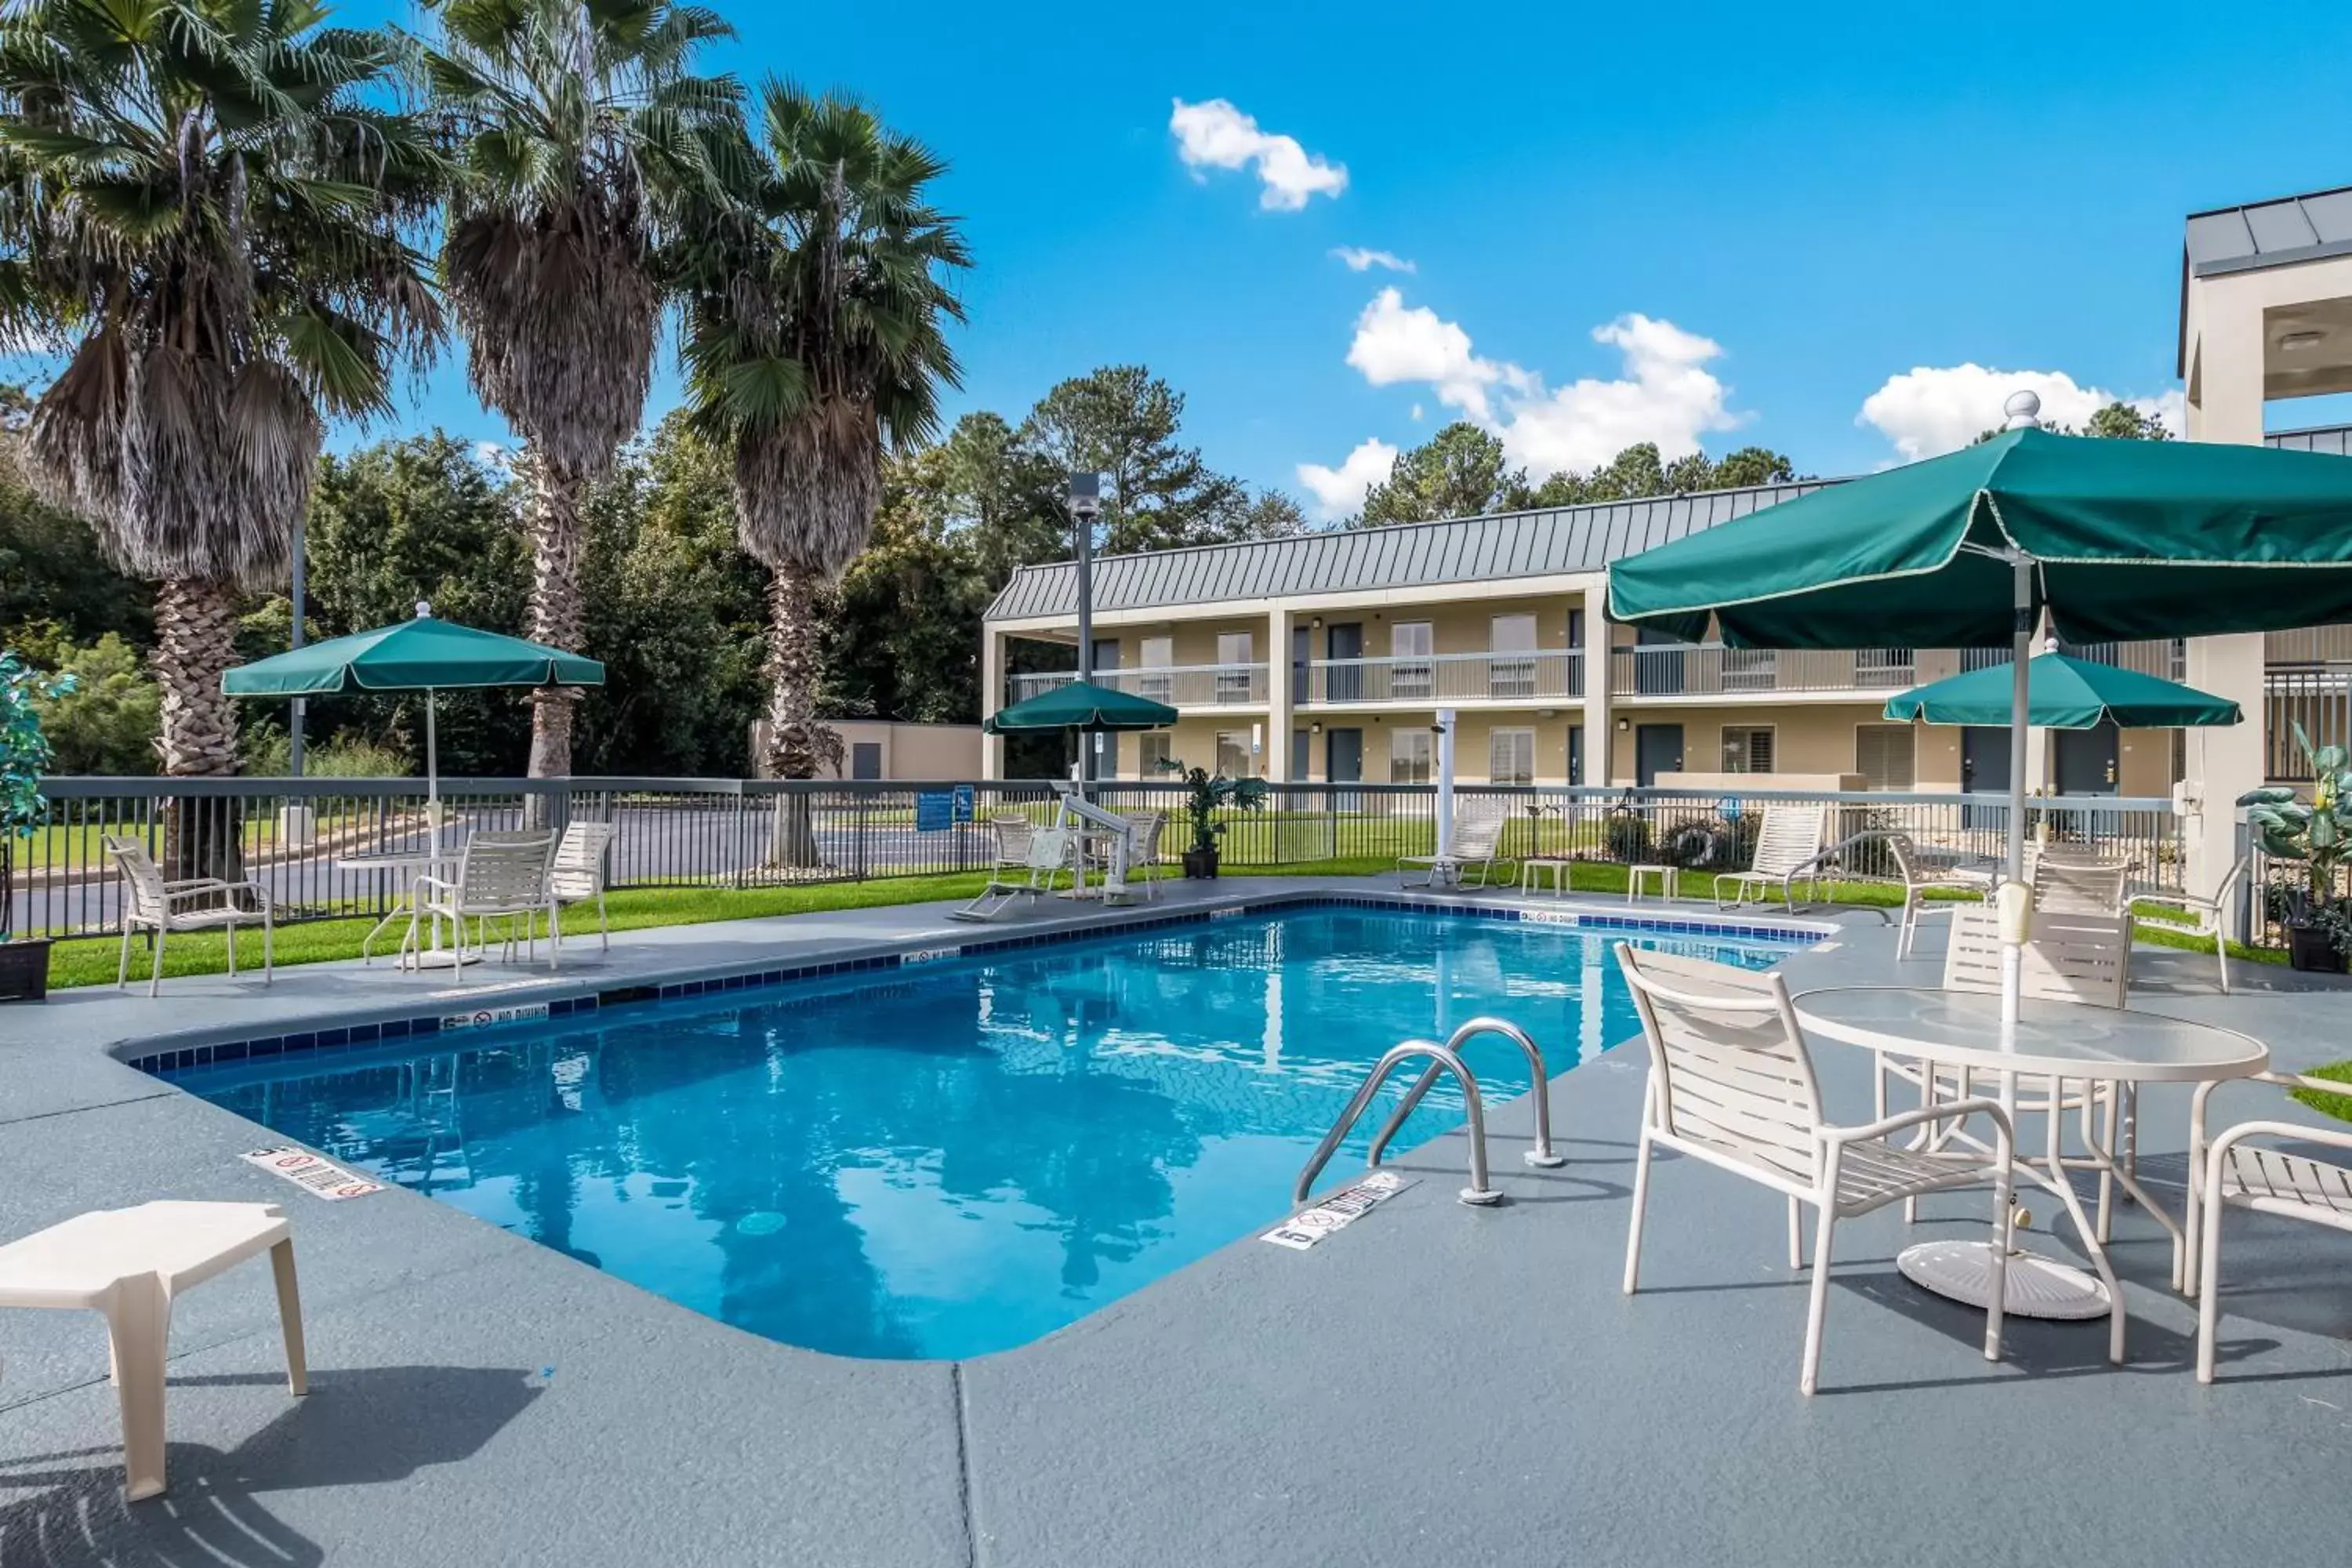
{"left": 1293, "top": 1018, "right": 1567, "bottom": 1209}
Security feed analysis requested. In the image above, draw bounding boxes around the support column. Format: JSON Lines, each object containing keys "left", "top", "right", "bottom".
{"left": 1266, "top": 604, "right": 1294, "bottom": 782}
{"left": 980, "top": 628, "right": 1006, "bottom": 781}
{"left": 1580, "top": 581, "right": 1612, "bottom": 789}
{"left": 2183, "top": 290, "right": 2271, "bottom": 901}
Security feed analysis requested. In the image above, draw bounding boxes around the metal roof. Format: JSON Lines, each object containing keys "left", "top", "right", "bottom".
{"left": 2179, "top": 185, "right": 2352, "bottom": 374}
{"left": 985, "top": 479, "right": 1829, "bottom": 623}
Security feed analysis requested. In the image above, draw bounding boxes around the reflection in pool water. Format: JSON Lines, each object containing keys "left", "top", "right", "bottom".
{"left": 181, "top": 909, "right": 1791, "bottom": 1359}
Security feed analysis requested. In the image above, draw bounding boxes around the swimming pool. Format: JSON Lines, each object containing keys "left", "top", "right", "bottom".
{"left": 174, "top": 906, "right": 1798, "bottom": 1359}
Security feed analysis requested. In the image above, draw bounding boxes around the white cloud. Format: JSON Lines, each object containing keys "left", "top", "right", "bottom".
{"left": 1169, "top": 98, "right": 1346, "bottom": 211}
{"left": 1337, "top": 292, "right": 1743, "bottom": 476}
{"left": 1296, "top": 437, "right": 1398, "bottom": 519}
{"left": 472, "top": 440, "right": 516, "bottom": 473}
{"left": 1857, "top": 365, "right": 2187, "bottom": 463}
{"left": 1332, "top": 246, "right": 1414, "bottom": 274}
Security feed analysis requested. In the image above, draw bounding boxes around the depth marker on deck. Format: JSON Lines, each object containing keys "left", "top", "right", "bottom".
{"left": 1261, "top": 1171, "right": 1414, "bottom": 1250}
{"left": 241, "top": 1146, "right": 385, "bottom": 1201}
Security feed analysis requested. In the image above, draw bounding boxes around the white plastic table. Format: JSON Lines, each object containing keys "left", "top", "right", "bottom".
{"left": 335, "top": 849, "right": 474, "bottom": 969}
{"left": 1793, "top": 986, "right": 2268, "bottom": 1359}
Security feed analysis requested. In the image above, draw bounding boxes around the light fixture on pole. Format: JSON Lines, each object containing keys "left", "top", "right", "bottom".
{"left": 1068, "top": 472, "right": 1103, "bottom": 786}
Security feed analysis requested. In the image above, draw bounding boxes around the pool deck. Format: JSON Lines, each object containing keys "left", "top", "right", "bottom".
{"left": 3, "top": 875, "right": 2350, "bottom": 1566}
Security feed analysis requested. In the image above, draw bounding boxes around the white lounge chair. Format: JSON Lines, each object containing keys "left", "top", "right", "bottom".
{"left": 0, "top": 1201, "right": 306, "bottom": 1500}
{"left": 952, "top": 821, "right": 1076, "bottom": 921}
{"left": 1617, "top": 943, "right": 2014, "bottom": 1395}
{"left": 2187, "top": 1072, "right": 2352, "bottom": 1382}
{"left": 2132, "top": 854, "right": 2247, "bottom": 993}
{"left": 405, "top": 829, "right": 558, "bottom": 971}
{"left": 1711, "top": 803, "right": 1829, "bottom": 913}
{"left": 103, "top": 834, "right": 275, "bottom": 996}
{"left": 1399, "top": 807, "right": 1508, "bottom": 890}
{"left": 550, "top": 819, "right": 616, "bottom": 950}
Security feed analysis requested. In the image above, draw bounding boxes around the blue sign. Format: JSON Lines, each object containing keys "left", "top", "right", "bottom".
{"left": 951, "top": 784, "right": 975, "bottom": 824}
{"left": 916, "top": 791, "right": 953, "bottom": 833}
{"left": 1719, "top": 797, "right": 1743, "bottom": 822}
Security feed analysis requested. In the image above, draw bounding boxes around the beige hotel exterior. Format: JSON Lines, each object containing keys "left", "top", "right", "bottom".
{"left": 982, "top": 182, "right": 2352, "bottom": 900}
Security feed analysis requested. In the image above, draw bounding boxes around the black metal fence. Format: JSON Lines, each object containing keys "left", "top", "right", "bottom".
{"left": 16, "top": 775, "right": 2186, "bottom": 942}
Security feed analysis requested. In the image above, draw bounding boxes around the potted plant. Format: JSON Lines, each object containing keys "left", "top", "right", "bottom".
{"left": 1158, "top": 760, "right": 1269, "bottom": 878}
{"left": 0, "top": 652, "right": 70, "bottom": 1001}
{"left": 2241, "top": 723, "right": 2352, "bottom": 973}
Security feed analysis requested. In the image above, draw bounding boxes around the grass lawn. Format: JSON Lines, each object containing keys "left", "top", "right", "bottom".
{"left": 2290, "top": 1062, "right": 2352, "bottom": 1123}
{"left": 38, "top": 855, "right": 2274, "bottom": 989}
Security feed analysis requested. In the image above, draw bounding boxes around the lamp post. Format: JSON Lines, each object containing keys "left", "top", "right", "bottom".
{"left": 1069, "top": 471, "right": 1102, "bottom": 786}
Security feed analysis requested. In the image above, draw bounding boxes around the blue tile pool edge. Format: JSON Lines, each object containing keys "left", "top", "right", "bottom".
{"left": 120, "top": 891, "right": 1832, "bottom": 1081}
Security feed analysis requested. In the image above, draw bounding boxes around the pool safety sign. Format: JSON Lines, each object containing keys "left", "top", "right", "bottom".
{"left": 441, "top": 1001, "right": 550, "bottom": 1033}
{"left": 1261, "top": 1171, "right": 1414, "bottom": 1250}
{"left": 241, "top": 1146, "right": 385, "bottom": 1202}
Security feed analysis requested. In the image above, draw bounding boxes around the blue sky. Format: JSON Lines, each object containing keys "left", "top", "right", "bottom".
{"left": 339, "top": 0, "right": 2352, "bottom": 514}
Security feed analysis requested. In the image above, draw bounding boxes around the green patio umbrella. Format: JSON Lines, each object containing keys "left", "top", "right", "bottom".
{"left": 1882, "top": 651, "right": 2243, "bottom": 731}
{"left": 983, "top": 681, "right": 1178, "bottom": 734}
{"left": 224, "top": 603, "right": 604, "bottom": 833}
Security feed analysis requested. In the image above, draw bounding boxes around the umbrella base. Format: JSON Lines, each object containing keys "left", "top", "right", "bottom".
{"left": 1896, "top": 1240, "right": 2110, "bottom": 1319}
{"left": 399, "top": 949, "right": 481, "bottom": 973}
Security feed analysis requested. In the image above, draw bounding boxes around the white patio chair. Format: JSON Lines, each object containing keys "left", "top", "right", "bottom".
{"left": 103, "top": 834, "right": 275, "bottom": 997}
{"left": 1617, "top": 943, "right": 2015, "bottom": 1395}
{"left": 0, "top": 1201, "right": 306, "bottom": 1501}
{"left": 405, "top": 829, "right": 558, "bottom": 972}
{"left": 952, "top": 822, "right": 1076, "bottom": 921}
{"left": 2132, "top": 855, "right": 2247, "bottom": 993}
{"left": 1711, "top": 803, "right": 1829, "bottom": 913}
{"left": 2026, "top": 843, "right": 2132, "bottom": 915}
{"left": 1849, "top": 830, "right": 1992, "bottom": 960}
{"left": 549, "top": 819, "right": 616, "bottom": 950}
{"left": 2187, "top": 1072, "right": 2352, "bottom": 1382}
{"left": 1399, "top": 806, "right": 1509, "bottom": 890}
{"left": 1887, "top": 904, "right": 2132, "bottom": 1234}
{"left": 1116, "top": 811, "right": 1166, "bottom": 901}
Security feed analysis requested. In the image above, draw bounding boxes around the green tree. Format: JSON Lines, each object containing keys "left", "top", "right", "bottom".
{"left": 413, "top": 0, "right": 742, "bottom": 779}
{"left": 1522, "top": 442, "right": 1800, "bottom": 508}
{"left": 31, "top": 632, "right": 158, "bottom": 776}
{"left": 1020, "top": 367, "right": 1260, "bottom": 553}
{"left": 0, "top": 0, "right": 444, "bottom": 820}
{"left": 675, "top": 84, "right": 970, "bottom": 790}
{"left": 1975, "top": 399, "right": 2172, "bottom": 445}
{"left": 822, "top": 448, "right": 991, "bottom": 724}
{"left": 1357, "top": 422, "right": 1524, "bottom": 525}
{"left": 0, "top": 388, "right": 147, "bottom": 650}
{"left": 935, "top": 412, "right": 1068, "bottom": 584}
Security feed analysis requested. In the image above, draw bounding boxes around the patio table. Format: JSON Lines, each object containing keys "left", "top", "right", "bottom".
{"left": 334, "top": 849, "right": 475, "bottom": 970}
{"left": 1791, "top": 985, "right": 2266, "bottom": 1360}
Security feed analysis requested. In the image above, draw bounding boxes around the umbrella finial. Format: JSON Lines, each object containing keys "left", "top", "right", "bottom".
{"left": 415, "top": 601, "right": 432, "bottom": 619}
{"left": 2002, "top": 390, "right": 2043, "bottom": 431}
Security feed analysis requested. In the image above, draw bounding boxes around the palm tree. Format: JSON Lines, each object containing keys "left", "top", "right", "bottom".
{"left": 677, "top": 83, "right": 968, "bottom": 807}
{"left": 0, "top": 0, "right": 442, "bottom": 872}
{"left": 408, "top": 0, "right": 740, "bottom": 780}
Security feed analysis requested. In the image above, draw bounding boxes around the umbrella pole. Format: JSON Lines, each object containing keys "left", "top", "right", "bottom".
{"left": 426, "top": 688, "right": 440, "bottom": 855}
{"left": 2002, "top": 557, "right": 2034, "bottom": 1033}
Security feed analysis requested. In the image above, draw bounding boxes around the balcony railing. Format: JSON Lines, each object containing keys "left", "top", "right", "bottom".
{"left": 1304, "top": 650, "right": 1582, "bottom": 706}
{"left": 1613, "top": 640, "right": 2183, "bottom": 699}
{"left": 1007, "top": 663, "right": 1268, "bottom": 708}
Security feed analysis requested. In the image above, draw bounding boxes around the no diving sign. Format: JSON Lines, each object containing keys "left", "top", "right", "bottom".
{"left": 1261, "top": 1171, "right": 1413, "bottom": 1250}
{"left": 241, "top": 1146, "right": 385, "bottom": 1202}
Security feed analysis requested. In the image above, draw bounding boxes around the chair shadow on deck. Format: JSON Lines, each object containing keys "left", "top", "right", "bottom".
{"left": 0, "top": 1363, "right": 541, "bottom": 1567}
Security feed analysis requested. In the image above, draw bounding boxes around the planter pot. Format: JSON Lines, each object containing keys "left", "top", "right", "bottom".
{"left": 2286, "top": 924, "right": 2347, "bottom": 974}
{"left": 1181, "top": 848, "right": 1221, "bottom": 880}
{"left": 0, "top": 938, "right": 50, "bottom": 1003}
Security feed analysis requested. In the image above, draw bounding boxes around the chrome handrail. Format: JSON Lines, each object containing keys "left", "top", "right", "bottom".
{"left": 1293, "top": 1038, "right": 1502, "bottom": 1208}
{"left": 1366, "top": 1018, "right": 1566, "bottom": 1172}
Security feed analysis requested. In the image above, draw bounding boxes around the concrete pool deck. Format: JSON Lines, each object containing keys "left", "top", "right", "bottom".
{"left": 2, "top": 877, "right": 2348, "bottom": 1566}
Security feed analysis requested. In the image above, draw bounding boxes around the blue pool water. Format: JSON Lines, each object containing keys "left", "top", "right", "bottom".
{"left": 179, "top": 909, "right": 1795, "bottom": 1359}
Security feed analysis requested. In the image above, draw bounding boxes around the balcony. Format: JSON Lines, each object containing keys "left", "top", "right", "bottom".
{"left": 1007, "top": 663, "right": 1269, "bottom": 709}
{"left": 1304, "top": 650, "right": 1583, "bottom": 706}
{"left": 1611, "top": 640, "right": 2184, "bottom": 700}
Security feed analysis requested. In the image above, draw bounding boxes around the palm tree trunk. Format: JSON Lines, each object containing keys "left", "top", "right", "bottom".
{"left": 762, "top": 562, "right": 840, "bottom": 868}
{"left": 525, "top": 457, "right": 586, "bottom": 782}
{"left": 153, "top": 577, "right": 245, "bottom": 886}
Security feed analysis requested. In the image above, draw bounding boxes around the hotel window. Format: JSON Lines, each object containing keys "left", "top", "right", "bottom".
{"left": 1855, "top": 724, "right": 1915, "bottom": 789}
{"left": 1138, "top": 635, "right": 1174, "bottom": 703}
{"left": 1722, "top": 725, "right": 1776, "bottom": 774}
{"left": 1390, "top": 728, "right": 1434, "bottom": 784}
{"left": 1214, "top": 730, "right": 1252, "bottom": 779}
{"left": 1215, "top": 631, "right": 1254, "bottom": 704}
{"left": 1489, "top": 614, "right": 1537, "bottom": 699}
{"left": 1489, "top": 727, "right": 1536, "bottom": 787}
{"left": 1137, "top": 732, "right": 1172, "bottom": 779}
{"left": 1391, "top": 621, "right": 1433, "bottom": 701}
